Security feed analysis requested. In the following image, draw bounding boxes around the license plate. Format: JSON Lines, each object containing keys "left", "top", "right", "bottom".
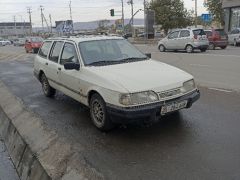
{"left": 161, "top": 100, "right": 188, "bottom": 115}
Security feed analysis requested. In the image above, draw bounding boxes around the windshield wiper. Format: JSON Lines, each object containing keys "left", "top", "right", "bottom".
{"left": 116, "top": 57, "right": 148, "bottom": 62}
{"left": 87, "top": 60, "right": 116, "bottom": 66}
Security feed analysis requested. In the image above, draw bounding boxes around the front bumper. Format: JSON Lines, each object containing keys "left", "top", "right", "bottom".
{"left": 106, "top": 89, "right": 200, "bottom": 124}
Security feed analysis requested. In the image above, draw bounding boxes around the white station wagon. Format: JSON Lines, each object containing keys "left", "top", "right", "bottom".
{"left": 34, "top": 36, "right": 200, "bottom": 131}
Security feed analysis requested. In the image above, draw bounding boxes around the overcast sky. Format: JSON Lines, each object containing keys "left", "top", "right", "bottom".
{"left": 0, "top": 0, "right": 207, "bottom": 26}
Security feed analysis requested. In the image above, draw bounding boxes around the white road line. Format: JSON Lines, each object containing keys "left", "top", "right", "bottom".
{"left": 190, "top": 64, "right": 210, "bottom": 67}
{"left": 208, "top": 87, "right": 233, "bottom": 93}
{"left": 194, "top": 53, "right": 240, "bottom": 58}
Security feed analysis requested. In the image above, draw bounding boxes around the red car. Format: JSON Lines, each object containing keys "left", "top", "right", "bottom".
{"left": 204, "top": 29, "right": 228, "bottom": 50}
{"left": 25, "top": 37, "right": 43, "bottom": 53}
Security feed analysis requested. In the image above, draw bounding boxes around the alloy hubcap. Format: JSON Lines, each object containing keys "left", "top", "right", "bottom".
{"left": 92, "top": 100, "right": 104, "bottom": 125}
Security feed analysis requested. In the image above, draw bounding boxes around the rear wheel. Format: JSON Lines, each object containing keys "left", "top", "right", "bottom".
{"left": 90, "top": 94, "right": 114, "bottom": 131}
{"left": 40, "top": 73, "right": 56, "bottom": 97}
{"left": 186, "top": 45, "right": 193, "bottom": 53}
{"left": 159, "top": 45, "right": 166, "bottom": 52}
{"left": 209, "top": 43, "right": 215, "bottom": 50}
{"left": 33, "top": 48, "right": 39, "bottom": 53}
{"left": 221, "top": 46, "right": 227, "bottom": 49}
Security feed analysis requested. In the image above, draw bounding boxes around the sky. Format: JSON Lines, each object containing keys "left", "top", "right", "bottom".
{"left": 0, "top": 0, "right": 208, "bottom": 26}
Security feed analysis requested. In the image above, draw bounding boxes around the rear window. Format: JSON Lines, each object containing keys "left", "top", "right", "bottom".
{"left": 193, "top": 29, "right": 206, "bottom": 36}
{"left": 31, "top": 37, "right": 43, "bottom": 43}
{"left": 38, "top": 41, "right": 52, "bottom": 58}
{"left": 205, "top": 31, "right": 212, "bottom": 37}
{"left": 215, "top": 29, "right": 226, "bottom": 36}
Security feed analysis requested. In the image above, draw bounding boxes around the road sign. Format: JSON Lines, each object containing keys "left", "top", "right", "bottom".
{"left": 201, "top": 14, "right": 212, "bottom": 22}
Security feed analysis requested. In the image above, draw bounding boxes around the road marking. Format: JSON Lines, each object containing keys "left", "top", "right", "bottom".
{"left": 190, "top": 64, "right": 210, "bottom": 67}
{"left": 208, "top": 87, "right": 233, "bottom": 93}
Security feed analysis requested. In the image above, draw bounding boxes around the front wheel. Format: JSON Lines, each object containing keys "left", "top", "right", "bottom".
{"left": 41, "top": 73, "right": 56, "bottom": 97}
{"left": 159, "top": 45, "right": 166, "bottom": 52}
{"left": 33, "top": 48, "right": 39, "bottom": 53}
{"left": 90, "top": 94, "right": 114, "bottom": 131}
{"left": 234, "top": 40, "right": 238, "bottom": 47}
{"left": 186, "top": 45, "right": 193, "bottom": 53}
{"left": 221, "top": 46, "right": 227, "bottom": 49}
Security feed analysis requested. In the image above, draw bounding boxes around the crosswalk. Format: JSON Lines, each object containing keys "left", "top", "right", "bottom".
{"left": 0, "top": 51, "right": 35, "bottom": 62}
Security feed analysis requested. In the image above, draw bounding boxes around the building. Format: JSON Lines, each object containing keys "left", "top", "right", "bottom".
{"left": 222, "top": 0, "right": 240, "bottom": 32}
{"left": 0, "top": 22, "right": 31, "bottom": 38}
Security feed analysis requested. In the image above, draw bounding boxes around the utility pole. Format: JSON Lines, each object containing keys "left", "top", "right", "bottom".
{"left": 49, "top": 14, "right": 52, "bottom": 33}
{"left": 144, "top": 0, "right": 146, "bottom": 40}
{"left": 40, "top": 5, "right": 44, "bottom": 32}
{"left": 128, "top": 0, "right": 134, "bottom": 34}
{"left": 69, "top": 0, "right": 74, "bottom": 32}
{"left": 13, "top": 15, "right": 16, "bottom": 36}
{"left": 194, "top": 0, "right": 197, "bottom": 28}
{"left": 27, "top": 7, "right": 32, "bottom": 35}
{"left": 121, "top": 0, "right": 125, "bottom": 34}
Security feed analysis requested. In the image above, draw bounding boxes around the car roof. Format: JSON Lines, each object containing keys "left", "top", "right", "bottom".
{"left": 47, "top": 35, "right": 124, "bottom": 43}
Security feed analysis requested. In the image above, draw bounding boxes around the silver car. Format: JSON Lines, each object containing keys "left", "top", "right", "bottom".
{"left": 228, "top": 28, "right": 240, "bottom": 46}
{"left": 158, "top": 28, "right": 209, "bottom": 53}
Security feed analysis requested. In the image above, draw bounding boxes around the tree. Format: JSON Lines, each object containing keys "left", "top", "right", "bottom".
{"left": 206, "top": 0, "right": 224, "bottom": 27}
{"left": 149, "top": 0, "right": 192, "bottom": 33}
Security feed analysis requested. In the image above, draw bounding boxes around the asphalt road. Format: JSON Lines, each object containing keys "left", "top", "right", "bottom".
{"left": 0, "top": 46, "right": 240, "bottom": 180}
{"left": 0, "top": 138, "right": 20, "bottom": 180}
{"left": 135, "top": 45, "right": 240, "bottom": 92}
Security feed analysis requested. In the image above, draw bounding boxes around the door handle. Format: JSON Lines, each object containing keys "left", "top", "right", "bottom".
{"left": 45, "top": 62, "right": 48, "bottom": 65}
{"left": 58, "top": 67, "right": 61, "bottom": 71}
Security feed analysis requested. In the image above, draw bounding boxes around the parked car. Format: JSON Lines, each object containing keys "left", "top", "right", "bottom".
{"left": 0, "top": 39, "right": 11, "bottom": 46}
{"left": 228, "top": 28, "right": 240, "bottom": 46}
{"left": 34, "top": 36, "right": 200, "bottom": 131}
{"left": 158, "top": 28, "right": 209, "bottom": 53}
{"left": 123, "top": 33, "right": 132, "bottom": 39}
{"left": 13, "top": 38, "right": 25, "bottom": 46}
{"left": 204, "top": 29, "right": 228, "bottom": 50}
{"left": 25, "top": 37, "right": 43, "bottom": 53}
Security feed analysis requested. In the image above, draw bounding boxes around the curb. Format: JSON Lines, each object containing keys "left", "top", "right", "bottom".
{"left": 0, "top": 81, "right": 104, "bottom": 180}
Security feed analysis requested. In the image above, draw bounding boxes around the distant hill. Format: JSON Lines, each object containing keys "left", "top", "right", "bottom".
{"left": 73, "top": 18, "right": 144, "bottom": 30}
{"left": 33, "top": 18, "right": 144, "bottom": 32}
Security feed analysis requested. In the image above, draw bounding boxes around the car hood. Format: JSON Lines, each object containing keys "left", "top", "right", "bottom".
{"left": 86, "top": 60, "right": 193, "bottom": 93}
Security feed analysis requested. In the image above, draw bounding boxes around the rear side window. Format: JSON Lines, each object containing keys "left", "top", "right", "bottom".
{"left": 179, "top": 30, "right": 190, "bottom": 37}
{"left": 49, "top": 41, "right": 64, "bottom": 63}
{"left": 168, "top": 31, "right": 179, "bottom": 39}
{"left": 193, "top": 29, "right": 206, "bottom": 36}
{"left": 38, "top": 41, "right": 52, "bottom": 58}
{"left": 60, "top": 43, "right": 79, "bottom": 65}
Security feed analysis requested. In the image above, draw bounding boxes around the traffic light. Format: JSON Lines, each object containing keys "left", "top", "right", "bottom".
{"left": 110, "top": 9, "right": 114, "bottom": 17}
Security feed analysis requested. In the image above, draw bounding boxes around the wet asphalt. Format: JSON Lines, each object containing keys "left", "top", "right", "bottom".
{"left": 0, "top": 52, "right": 240, "bottom": 179}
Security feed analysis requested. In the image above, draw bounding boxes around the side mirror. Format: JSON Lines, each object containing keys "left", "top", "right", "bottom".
{"left": 64, "top": 62, "right": 80, "bottom": 71}
{"left": 145, "top": 53, "right": 151, "bottom": 58}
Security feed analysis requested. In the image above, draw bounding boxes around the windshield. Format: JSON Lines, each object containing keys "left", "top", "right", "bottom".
{"left": 78, "top": 39, "right": 148, "bottom": 66}
{"left": 31, "top": 37, "right": 43, "bottom": 43}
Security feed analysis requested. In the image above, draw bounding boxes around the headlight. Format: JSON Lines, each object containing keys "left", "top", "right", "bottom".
{"left": 180, "top": 79, "right": 196, "bottom": 93}
{"left": 119, "top": 91, "right": 159, "bottom": 106}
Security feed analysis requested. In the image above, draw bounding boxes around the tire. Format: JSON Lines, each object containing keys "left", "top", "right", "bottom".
{"left": 90, "top": 93, "right": 114, "bottom": 131}
{"left": 221, "top": 46, "right": 227, "bottom": 49}
{"left": 208, "top": 43, "right": 215, "bottom": 50}
{"left": 40, "top": 73, "right": 56, "bottom": 97}
{"left": 234, "top": 40, "right": 238, "bottom": 47}
{"left": 25, "top": 48, "right": 28, "bottom": 53}
{"left": 159, "top": 45, "right": 166, "bottom": 52}
{"left": 200, "top": 48, "right": 207, "bottom": 52}
{"left": 186, "top": 45, "right": 193, "bottom": 53}
{"left": 33, "top": 48, "right": 38, "bottom": 54}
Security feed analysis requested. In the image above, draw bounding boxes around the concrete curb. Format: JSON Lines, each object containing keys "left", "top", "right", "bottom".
{"left": 0, "top": 81, "right": 104, "bottom": 180}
